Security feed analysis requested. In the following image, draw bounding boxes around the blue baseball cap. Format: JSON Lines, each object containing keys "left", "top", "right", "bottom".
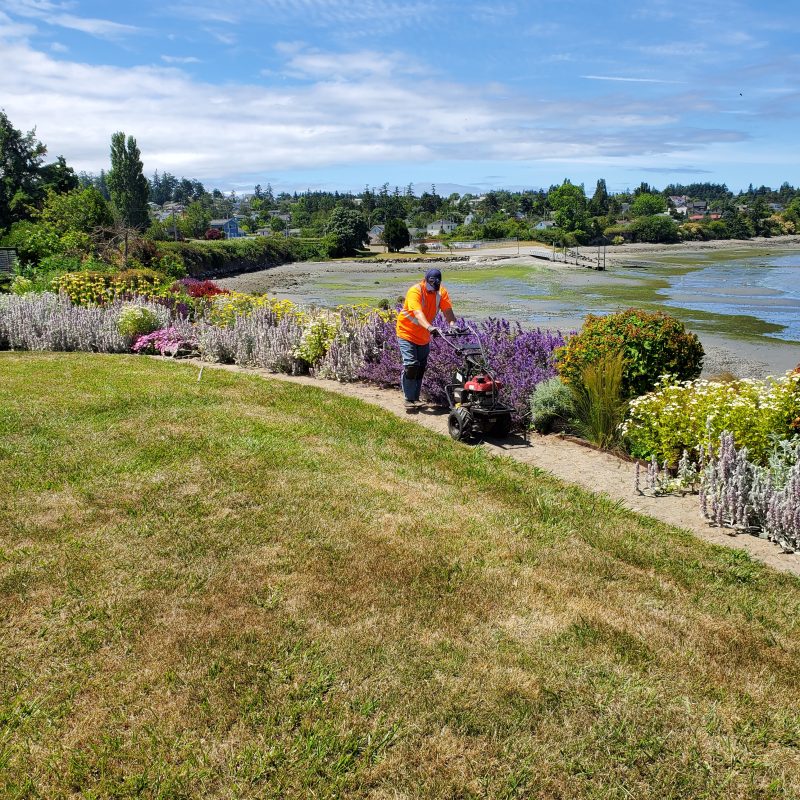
{"left": 424, "top": 268, "right": 442, "bottom": 290}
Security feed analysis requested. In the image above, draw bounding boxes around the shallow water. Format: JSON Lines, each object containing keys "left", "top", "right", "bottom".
{"left": 656, "top": 252, "right": 800, "bottom": 341}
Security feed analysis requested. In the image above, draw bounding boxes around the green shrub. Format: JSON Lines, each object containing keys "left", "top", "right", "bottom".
{"left": 296, "top": 314, "right": 339, "bottom": 365}
{"left": 114, "top": 268, "right": 166, "bottom": 294}
{"left": 156, "top": 251, "right": 187, "bottom": 279}
{"left": 117, "top": 305, "right": 160, "bottom": 338}
{"left": 621, "top": 372, "right": 800, "bottom": 466}
{"left": 557, "top": 308, "right": 704, "bottom": 399}
{"left": 570, "top": 352, "right": 627, "bottom": 449}
{"left": 529, "top": 377, "right": 574, "bottom": 433}
{"left": 10, "top": 276, "right": 35, "bottom": 295}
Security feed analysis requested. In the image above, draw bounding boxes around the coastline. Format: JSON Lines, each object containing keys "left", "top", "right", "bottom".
{"left": 217, "top": 235, "right": 800, "bottom": 380}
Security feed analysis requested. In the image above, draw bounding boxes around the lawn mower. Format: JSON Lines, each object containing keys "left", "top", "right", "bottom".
{"left": 438, "top": 326, "right": 514, "bottom": 441}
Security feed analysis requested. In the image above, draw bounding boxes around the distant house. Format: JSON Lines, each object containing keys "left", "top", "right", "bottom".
{"left": 534, "top": 220, "right": 556, "bottom": 230}
{"left": 687, "top": 201, "right": 707, "bottom": 215}
{"left": 208, "top": 218, "right": 243, "bottom": 238}
{"left": 268, "top": 210, "right": 292, "bottom": 223}
{"left": 463, "top": 213, "right": 476, "bottom": 226}
{"left": 768, "top": 203, "right": 784, "bottom": 212}
{"left": 668, "top": 195, "right": 689, "bottom": 208}
{"left": 368, "top": 224, "right": 385, "bottom": 244}
{"left": 426, "top": 219, "right": 457, "bottom": 236}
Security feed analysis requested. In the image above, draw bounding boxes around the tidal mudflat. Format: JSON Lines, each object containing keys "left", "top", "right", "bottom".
{"left": 218, "top": 241, "right": 800, "bottom": 379}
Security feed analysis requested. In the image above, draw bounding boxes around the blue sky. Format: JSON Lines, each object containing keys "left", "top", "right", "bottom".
{"left": 1, "top": 0, "right": 798, "bottom": 195}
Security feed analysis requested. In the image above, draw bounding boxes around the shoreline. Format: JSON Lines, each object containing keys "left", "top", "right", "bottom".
{"left": 217, "top": 236, "right": 800, "bottom": 380}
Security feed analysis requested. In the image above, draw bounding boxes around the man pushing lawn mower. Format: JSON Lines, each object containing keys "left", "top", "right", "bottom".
{"left": 396, "top": 268, "right": 457, "bottom": 411}
{"left": 396, "top": 267, "right": 514, "bottom": 440}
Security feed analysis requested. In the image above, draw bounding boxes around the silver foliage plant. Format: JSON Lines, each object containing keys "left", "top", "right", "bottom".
{"left": 314, "top": 310, "right": 384, "bottom": 382}
{"left": 195, "top": 307, "right": 306, "bottom": 375}
{"left": 700, "top": 431, "right": 800, "bottom": 553}
{"left": 0, "top": 293, "right": 169, "bottom": 353}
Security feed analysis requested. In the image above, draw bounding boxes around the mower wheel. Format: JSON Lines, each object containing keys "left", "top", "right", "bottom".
{"left": 491, "top": 414, "right": 512, "bottom": 438}
{"left": 448, "top": 408, "right": 472, "bottom": 441}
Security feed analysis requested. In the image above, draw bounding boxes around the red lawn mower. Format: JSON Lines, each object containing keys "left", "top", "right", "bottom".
{"left": 439, "top": 327, "right": 514, "bottom": 441}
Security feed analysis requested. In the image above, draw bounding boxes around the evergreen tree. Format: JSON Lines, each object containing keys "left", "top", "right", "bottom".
{"left": 382, "top": 218, "right": 411, "bottom": 252}
{"left": 107, "top": 132, "right": 149, "bottom": 230}
{"left": 589, "top": 178, "right": 609, "bottom": 215}
{"left": 0, "top": 110, "right": 47, "bottom": 230}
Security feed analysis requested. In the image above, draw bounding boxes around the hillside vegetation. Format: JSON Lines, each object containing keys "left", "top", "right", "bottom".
{"left": 1, "top": 353, "right": 800, "bottom": 798}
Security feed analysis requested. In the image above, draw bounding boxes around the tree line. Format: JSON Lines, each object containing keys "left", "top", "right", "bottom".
{"left": 2, "top": 109, "right": 800, "bottom": 266}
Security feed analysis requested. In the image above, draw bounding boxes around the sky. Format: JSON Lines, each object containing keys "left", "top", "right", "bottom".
{"left": 0, "top": 0, "right": 798, "bottom": 196}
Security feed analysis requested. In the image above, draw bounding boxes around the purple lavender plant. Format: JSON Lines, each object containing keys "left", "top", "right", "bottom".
{"left": 356, "top": 313, "right": 565, "bottom": 428}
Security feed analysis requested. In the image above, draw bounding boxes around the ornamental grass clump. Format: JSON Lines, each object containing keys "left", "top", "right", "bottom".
{"left": 622, "top": 371, "right": 800, "bottom": 467}
{"left": 569, "top": 351, "right": 627, "bottom": 449}
{"left": 557, "top": 308, "right": 704, "bottom": 399}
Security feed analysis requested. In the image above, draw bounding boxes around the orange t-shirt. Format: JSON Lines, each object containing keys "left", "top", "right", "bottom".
{"left": 395, "top": 281, "right": 452, "bottom": 345}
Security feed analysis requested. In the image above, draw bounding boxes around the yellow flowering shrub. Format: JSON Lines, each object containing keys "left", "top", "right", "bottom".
{"left": 54, "top": 269, "right": 172, "bottom": 305}
{"left": 208, "top": 292, "right": 302, "bottom": 327}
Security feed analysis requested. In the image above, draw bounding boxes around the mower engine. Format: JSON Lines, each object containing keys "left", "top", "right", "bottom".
{"left": 455, "top": 374, "right": 504, "bottom": 407}
{"left": 441, "top": 328, "right": 514, "bottom": 441}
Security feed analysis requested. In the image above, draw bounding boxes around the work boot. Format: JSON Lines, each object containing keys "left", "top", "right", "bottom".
{"left": 404, "top": 399, "right": 417, "bottom": 412}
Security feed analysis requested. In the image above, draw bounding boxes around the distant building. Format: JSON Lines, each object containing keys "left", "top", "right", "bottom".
{"left": 208, "top": 218, "right": 243, "bottom": 238}
{"left": 426, "top": 219, "right": 457, "bottom": 236}
{"left": 368, "top": 224, "right": 385, "bottom": 244}
{"left": 534, "top": 220, "right": 556, "bottom": 230}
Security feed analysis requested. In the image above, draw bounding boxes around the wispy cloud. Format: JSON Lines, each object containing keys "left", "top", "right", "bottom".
{"left": 581, "top": 75, "right": 686, "bottom": 84}
{"left": 163, "top": 0, "right": 432, "bottom": 31}
{"left": 161, "top": 55, "right": 201, "bottom": 64}
{"left": 276, "top": 43, "right": 424, "bottom": 80}
{"left": 1, "top": 0, "right": 141, "bottom": 39}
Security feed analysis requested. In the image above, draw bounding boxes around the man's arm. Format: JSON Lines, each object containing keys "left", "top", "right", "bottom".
{"left": 412, "top": 309, "right": 435, "bottom": 331}
{"left": 443, "top": 308, "right": 456, "bottom": 326}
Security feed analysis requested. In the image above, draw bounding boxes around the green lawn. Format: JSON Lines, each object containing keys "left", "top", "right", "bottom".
{"left": 1, "top": 353, "right": 799, "bottom": 798}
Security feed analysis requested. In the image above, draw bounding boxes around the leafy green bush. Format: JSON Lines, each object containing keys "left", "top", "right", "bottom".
{"left": 622, "top": 372, "right": 800, "bottom": 466}
{"left": 117, "top": 305, "right": 160, "bottom": 338}
{"left": 529, "top": 376, "right": 574, "bottom": 433}
{"left": 570, "top": 352, "right": 627, "bottom": 448}
{"left": 157, "top": 237, "right": 303, "bottom": 276}
{"left": 10, "top": 276, "right": 34, "bottom": 295}
{"left": 557, "top": 308, "right": 704, "bottom": 399}
{"left": 296, "top": 314, "right": 339, "bottom": 365}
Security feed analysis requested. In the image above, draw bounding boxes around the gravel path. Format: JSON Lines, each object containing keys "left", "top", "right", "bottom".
{"left": 189, "top": 359, "right": 800, "bottom": 577}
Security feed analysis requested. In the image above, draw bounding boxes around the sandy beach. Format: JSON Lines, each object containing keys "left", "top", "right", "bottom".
{"left": 217, "top": 236, "right": 800, "bottom": 379}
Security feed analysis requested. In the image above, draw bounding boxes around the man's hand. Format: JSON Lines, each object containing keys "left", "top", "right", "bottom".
{"left": 428, "top": 326, "right": 441, "bottom": 338}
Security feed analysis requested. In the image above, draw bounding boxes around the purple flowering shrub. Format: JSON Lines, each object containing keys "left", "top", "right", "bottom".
{"left": 357, "top": 312, "right": 565, "bottom": 428}
{"left": 132, "top": 323, "right": 198, "bottom": 357}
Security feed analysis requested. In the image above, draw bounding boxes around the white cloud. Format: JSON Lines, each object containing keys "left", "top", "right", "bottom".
{"left": 581, "top": 75, "right": 686, "bottom": 84}
{"left": 0, "top": 33, "right": 753, "bottom": 184}
{"left": 161, "top": 55, "right": 201, "bottom": 64}
{"left": 0, "top": 1, "right": 140, "bottom": 39}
